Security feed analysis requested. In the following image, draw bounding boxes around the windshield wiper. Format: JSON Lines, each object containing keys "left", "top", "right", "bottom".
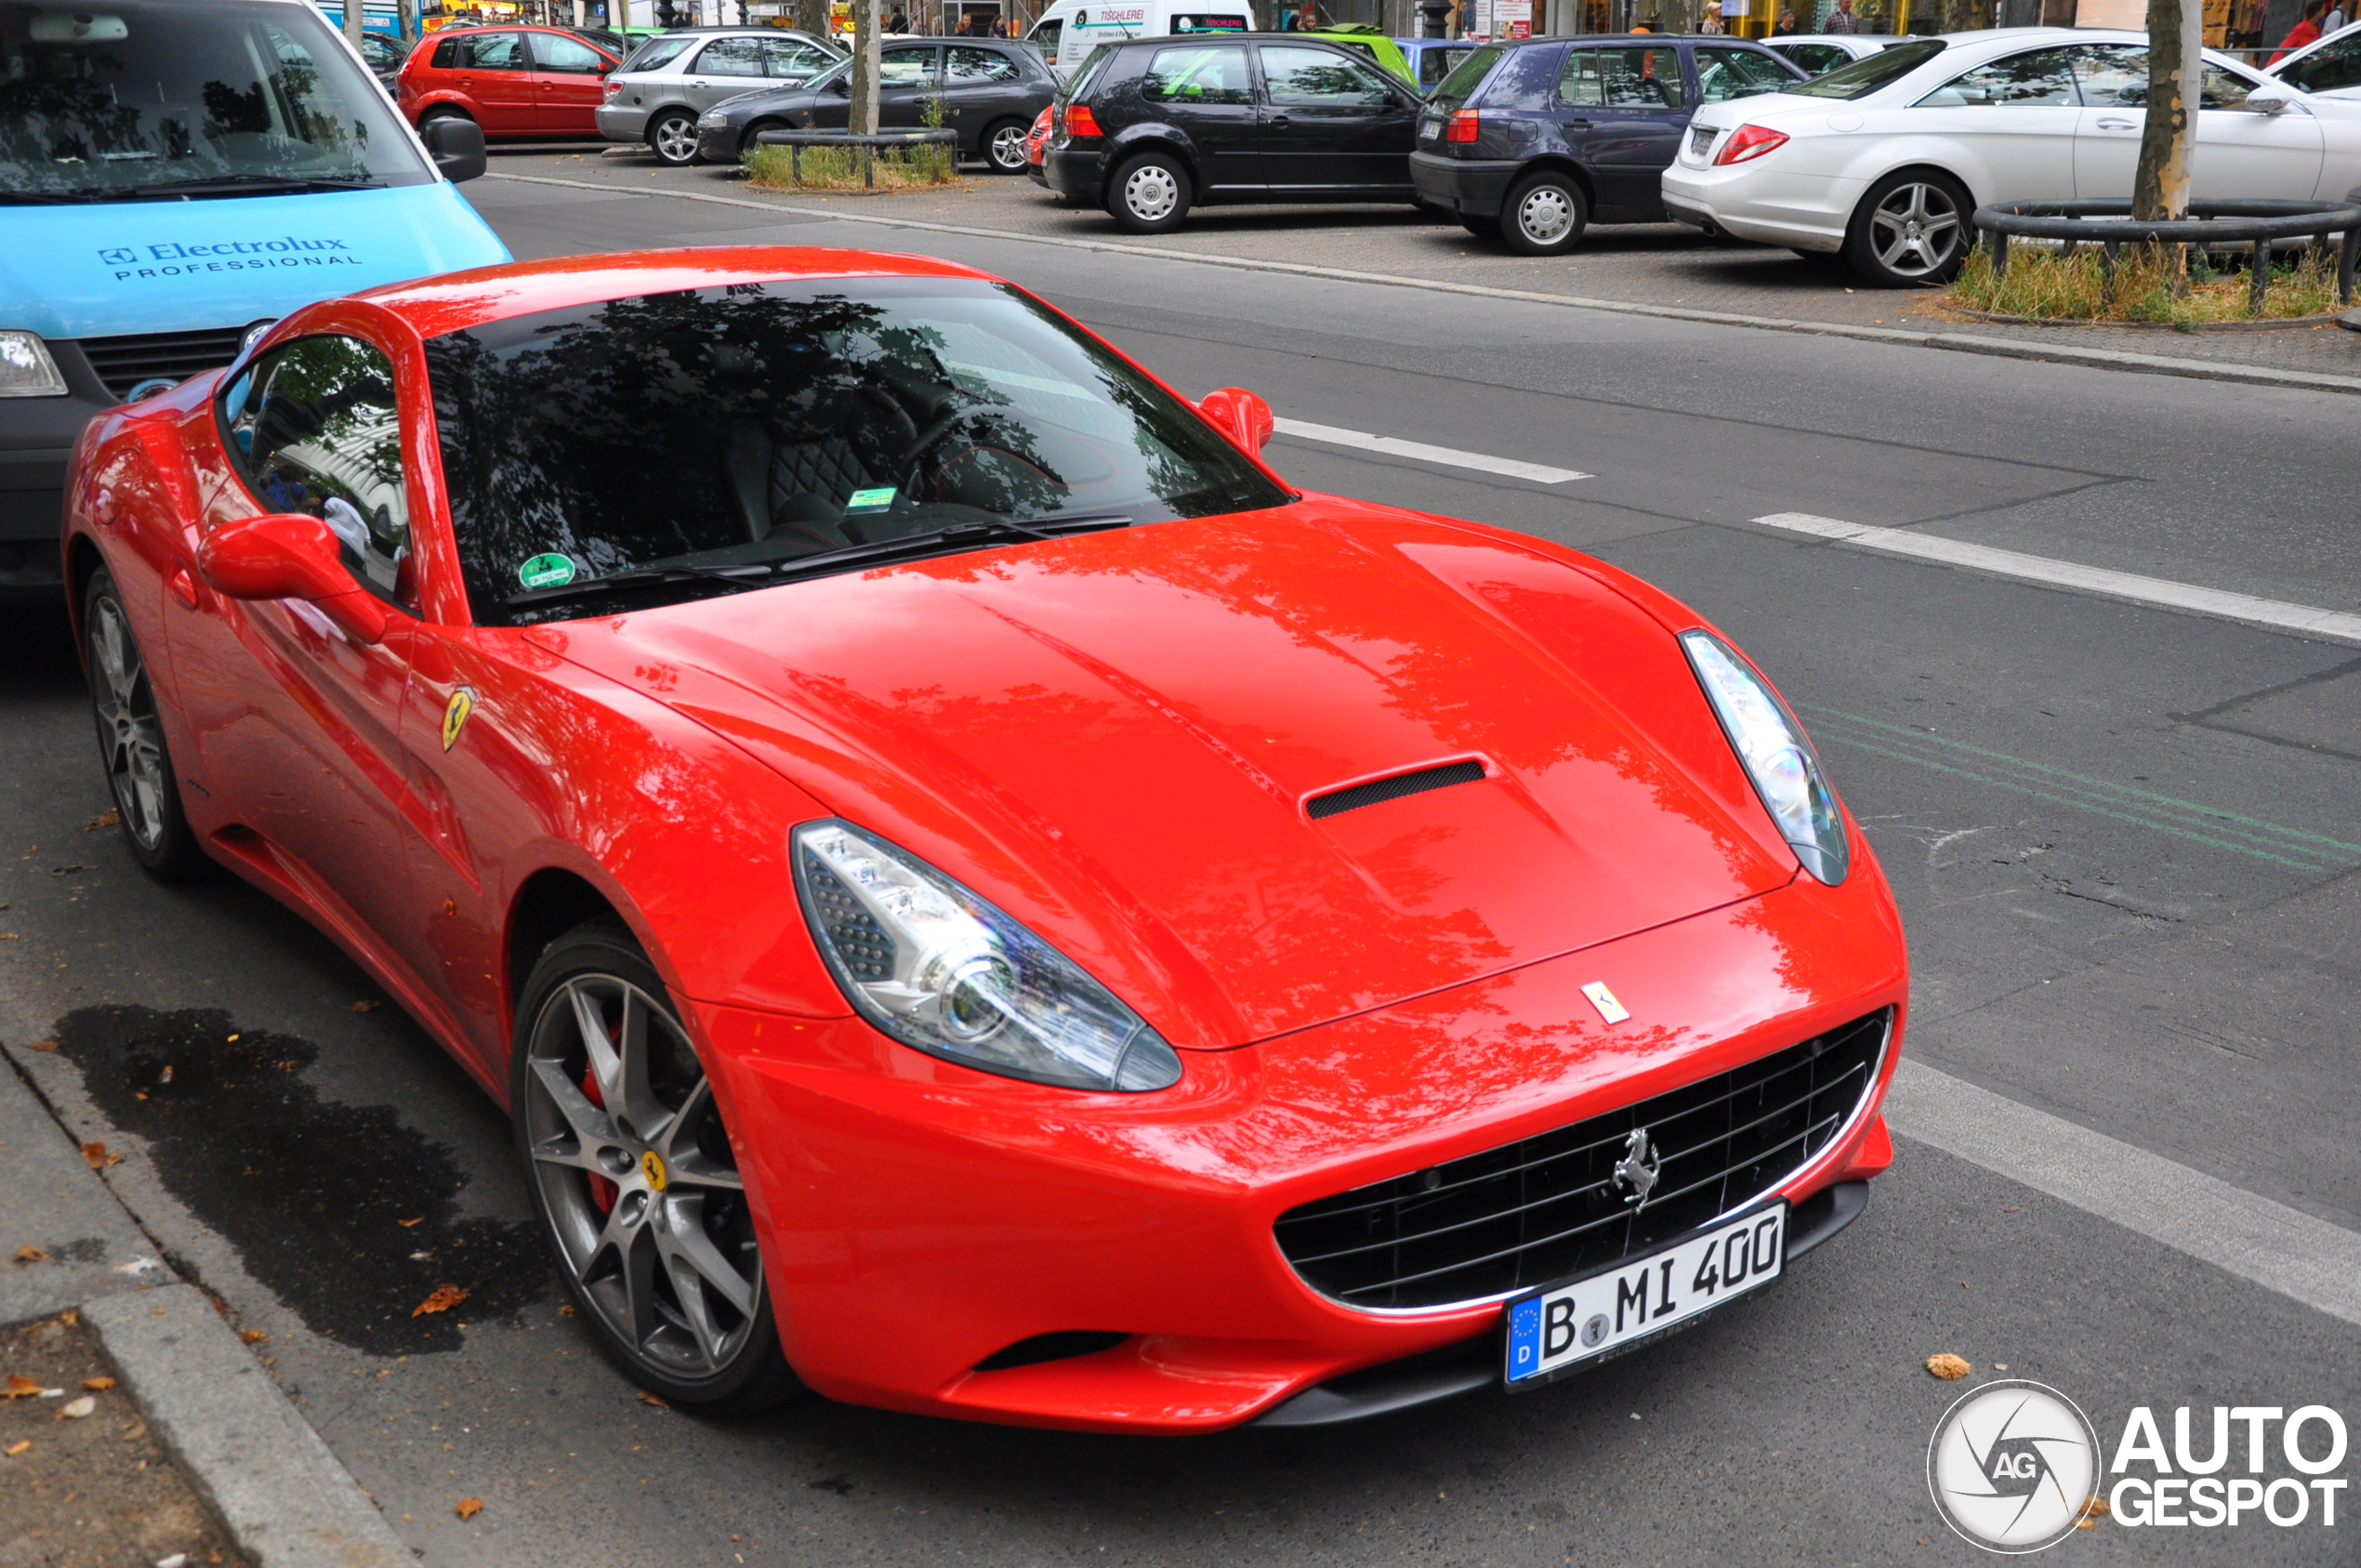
{"left": 112, "top": 174, "right": 389, "bottom": 201}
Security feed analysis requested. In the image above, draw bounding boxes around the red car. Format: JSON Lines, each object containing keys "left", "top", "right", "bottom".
{"left": 63, "top": 249, "right": 1906, "bottom": 1432}
{"left": 398, "top": 23, "right": 621, "bottom": 141}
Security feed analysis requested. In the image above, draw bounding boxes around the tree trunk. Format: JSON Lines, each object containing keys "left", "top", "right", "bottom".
{"left": 849, "top": 0, "right": 882, "bottom": 135}
{"left": 344, "top": 0, "right": 365, "bottom": 51}
{"left": 2132, "top": 0, "right": 2203, "bottom": 223}
{"left": 796, "top": 0, "right": 830, "bottom": 38}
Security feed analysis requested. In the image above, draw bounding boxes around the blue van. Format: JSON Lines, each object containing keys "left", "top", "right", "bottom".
{"left": 0, "top": 0, "right": 509, "bottom": 605}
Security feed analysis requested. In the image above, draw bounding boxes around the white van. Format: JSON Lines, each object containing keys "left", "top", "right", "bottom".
{"left": 1024, "top": 0, "right": 1252, "bottom": 79}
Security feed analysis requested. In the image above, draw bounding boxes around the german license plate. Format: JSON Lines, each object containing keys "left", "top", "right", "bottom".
{"left": 1418, "top": 118, "right": 1441, "bottom": 139}
{"left": 1690, "top": 125, "right": 1717, "bottom": 157}
{"left": 1505, "top": 1201, "right": 1787, "bottom": 1387}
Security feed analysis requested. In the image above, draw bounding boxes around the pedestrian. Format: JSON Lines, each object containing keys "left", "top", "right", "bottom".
{"left": 1823, "top": 0, "right": 1858, "bottom": 31}
{"left": 2272, "top": 0, "right": 2329, "bottom": 60}
{"left": 886, "top": 7, "right": 905, "bottom": 27}
{"left": 992, "top": 14, "right": 1008, "bottom": 33}
{"left": 2322, "top": 0, "right": 2347, "bottom": 34}
{"left": 1774, "top": 6, "right": 1798, "bottom": 32}
{"left": 1700, "top": 9, "right": 1723, "bottom": 31}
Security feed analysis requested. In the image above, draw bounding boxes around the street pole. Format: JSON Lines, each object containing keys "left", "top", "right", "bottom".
{"left": 849, "top": 0, "right": 881, "bottom": 135}
{"left": 344, "top": 0, "right": 365, "bottom": 51}
{"left": 2133, "top": 0, "right": 2203, "bottom": 286}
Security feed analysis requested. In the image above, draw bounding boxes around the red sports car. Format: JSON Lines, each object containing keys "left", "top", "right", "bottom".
{"left": 63, "top": 249, "right": 1906, "bottom": 1432}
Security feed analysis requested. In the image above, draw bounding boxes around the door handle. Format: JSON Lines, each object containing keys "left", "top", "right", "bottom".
{"left": 1563, "top": 117, "right": 1591, "bottom": 128}
{"left": 1269, "top": 113, "right": 1289, "bottom": 126}
{"left": 2096, "top": 116, "right": 2137, "bottom": 129}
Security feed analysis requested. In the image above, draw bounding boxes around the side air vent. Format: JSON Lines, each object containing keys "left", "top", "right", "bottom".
{"left": 970, "top": 1331, "right": 1131, "bottom": 1371}
{"left": 1306, "top": 759, "right": 1486, "bottom": 821}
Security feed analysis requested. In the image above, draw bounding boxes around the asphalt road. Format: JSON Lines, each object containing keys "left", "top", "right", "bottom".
{"left": 3, "top": 160, "right": 2355, "bottom": 1568}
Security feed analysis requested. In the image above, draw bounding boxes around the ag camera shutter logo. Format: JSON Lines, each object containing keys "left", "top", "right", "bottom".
{"left": 1928, "top": 1380, "right": 2100, "bottom": 1553}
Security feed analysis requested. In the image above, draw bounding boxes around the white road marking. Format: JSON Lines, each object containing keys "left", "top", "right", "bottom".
{"left": 1885, "top": 1059, "right": 2361, "bottom": 1328}
{"left": 1754, "top": 511, "right": 2361, "bottom": 647}
{"left": 1271, "top": 418, "right": 1591, "bottom": 484}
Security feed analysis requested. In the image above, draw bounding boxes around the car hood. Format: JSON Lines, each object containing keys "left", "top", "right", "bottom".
{"left": 716, "top": 85, "right": 823, "bottom": 118}
{"left": 523, "top": 501, "right": 1801, "bottom": 1047}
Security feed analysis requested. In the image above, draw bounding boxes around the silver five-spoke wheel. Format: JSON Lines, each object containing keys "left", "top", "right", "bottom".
{"left": 1867, "top": 181, "right": 1962, "bottom": 280}
{"left": 651, "top": 111, "right": 702, "bottom": 166}
{"left": 87, "top": 591, "right": 169, "bottom": 855}
{"left": 523, "top": 972, "right": 763, "bottom": 1383}
{"left": 987, "top": 121, "right": 1030, "bottom": 173}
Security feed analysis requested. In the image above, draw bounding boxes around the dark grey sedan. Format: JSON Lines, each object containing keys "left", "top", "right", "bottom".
{"left": 694, "top": 38, "right": 1054, "bottom": 172}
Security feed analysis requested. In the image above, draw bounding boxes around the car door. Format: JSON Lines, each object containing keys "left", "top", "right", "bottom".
{"left": 2074, "top": 45, "right": 2326, "bottom": 198}
{"left": 683, "top": 34, "right": 768, "bottom": 114}
{"left": 1255, "top": 42, "right": 1417, "bottom": 194}
{"left": 1137, "top": 41, "right": 1264, "bottom": 195}
{"left": 175, "top": 336, "right": 440, "bottom": 969}
{"left": 1570, "top": 44, "right": 1689, "bottom": 217}
{"left": 879, "top": 43, "right": 943, "bottom": 128}
{"left": 943, "top": 45, "right": 1032, "bottom": 146}
{"left": 1905, "top": 45, "right": 2082, "bottom": 204}
{"left": 455, "top": 29, "right": 536, "bottom": 134}
{"left": 527, "top": 30, "right": 615, "bottom": 133}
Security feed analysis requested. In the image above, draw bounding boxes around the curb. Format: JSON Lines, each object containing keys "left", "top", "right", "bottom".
{"left": 486, "top": 170, "right": 2361, "bottom": 399}
{"left": 86, "top": 1285, "right": 415, "bottom": 1568}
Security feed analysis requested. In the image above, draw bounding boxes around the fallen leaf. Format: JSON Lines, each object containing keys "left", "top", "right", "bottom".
{"left": 636, "top": 1390, "right": 669, "bottom": 1408}
{"left": 81, "top": 1377, "right": 115, "bottom": 1391}
{"left": 2083, "top": 1494, "right": 2111, "bottom": 1518}
{"left": 1925, "top": 1353, "right": 1972, "bottom": 1380}
{"left": 81, "top": 1141, "right": 124, "bottom": 1170}
{"left": 5, "top": 1375, "right": 41, "bottom": 1399}
{"left": 0, "top": 934, "right": 19, "bottom": 942}
{"left": 12, "top": 1245, "right": 46, "bottom": 1264}
{"left": 455, "top": 1497, "right": 484, "bottom": 1522}
{"left": 5, "top": 1440, "right": 28, "bottom": 1456}
{"left": 412, "top": 1285, "right": 467, "bottom": 1317}
{"left": 2077, "top": 1517, "right": 2097, "bottom": 1530}
{"left": 21, "top": 1039, "right": 55, "bottom": 1051}
{"left": 351, "top": 1000, "right": 381, "bottom": 1013}
{"left": 557, "top": 1304, "right": 576, "bottom": 1317}
{"left": 238, "top": 1329, "right": 268, "bottom": 1345}
{"left": 396, "top": 1218, "right": 424, "bottom": 1228}
{"left": 82, "top": 810, "right": 120, "bottom": 833}
{"left": 58, "top": 1396, "right": 94, "bottom": 1419}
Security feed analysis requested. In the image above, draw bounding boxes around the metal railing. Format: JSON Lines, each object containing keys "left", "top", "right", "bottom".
{"left": 1972, "top": 198, "right": 2361, "bottom": 312}
{"left": 748, "top": 126, "right": 959, "bottom": 189}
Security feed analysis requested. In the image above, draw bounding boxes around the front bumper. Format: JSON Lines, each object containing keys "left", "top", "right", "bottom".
{"left": 698, "top": 122, "right": 750, "bottom": 163}
{"left": 700, "top": 859, "right": 1907, "bottom": 1433}
{"left": 1410, "top": 150, "right": 1520, "bottom": 218}
{"left": 596, "top": 102, "right": 652, "bottom": 141}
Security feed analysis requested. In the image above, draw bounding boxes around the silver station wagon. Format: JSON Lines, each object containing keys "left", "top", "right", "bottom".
{"left": 597, "top": 28, "right": 842, "bottom": 165}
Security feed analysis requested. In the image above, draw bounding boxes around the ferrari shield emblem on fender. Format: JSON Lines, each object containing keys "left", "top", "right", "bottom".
{"left": 441, "top": 688, "right": 476, "bottom": 752}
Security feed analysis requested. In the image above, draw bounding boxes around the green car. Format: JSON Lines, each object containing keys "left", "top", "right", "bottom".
{"left": 1300, "top": 23, "right": 1417, "bottom": 87}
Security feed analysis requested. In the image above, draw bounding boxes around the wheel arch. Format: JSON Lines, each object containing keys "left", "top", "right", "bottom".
{"left": 1846, "top": 158, "right": 1979, "bottom": 229}
{"left": 507, "top": 867, "right": 631, "bottom": 1019}
{"left": 1510, "top": 153, "right": 1597, "bottom": 211}
{"left": 64, "top": 531, "right": 105, "bottom": 650}
{"left": 1107, "top": 128, "right": 1203, "bottom": 191}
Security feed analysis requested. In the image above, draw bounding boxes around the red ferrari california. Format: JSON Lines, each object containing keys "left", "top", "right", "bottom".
{"left": 64, "top": 249, "right": 1906, "bottom": 1432}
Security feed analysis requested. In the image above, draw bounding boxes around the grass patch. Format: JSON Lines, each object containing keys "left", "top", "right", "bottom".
{"left": 744, "top": 140, "right": 957, "bottom": 192}
{"left": 1946, "top": 242, "right": 2343, "bottom": 325}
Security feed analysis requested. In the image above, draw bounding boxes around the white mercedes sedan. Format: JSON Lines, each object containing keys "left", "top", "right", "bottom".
{"left": 1662, "top": 28, "right": 2360, "bottom": 287}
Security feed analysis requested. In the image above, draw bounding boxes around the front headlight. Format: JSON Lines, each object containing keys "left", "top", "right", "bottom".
{"left": 793, "top": 820, "right": 1183, "bottom": 1092}
{"left": 0, "top": 332, "right": 69, "bottom": 398}
{"left": 698, "top": 109, "right": 726, "bottom": 125}
{"left": 1680, "top": 629, "right": 1849, "bottom": 886}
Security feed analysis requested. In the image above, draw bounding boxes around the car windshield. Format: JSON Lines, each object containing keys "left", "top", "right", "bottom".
{"left": 0, "top": 0, "right": 430, "bottom": 201}
{"left": 1786, "top": 35, "right": 1943, "bottom": 99}
{"left": 622, "top": 33, "right": 697, "bottom": 72}
{"left": 1427, "top": 42, "right": 1504, "bottom": 109}
{"left": 423, "top": 277, "right": 1294, "bottom": 626}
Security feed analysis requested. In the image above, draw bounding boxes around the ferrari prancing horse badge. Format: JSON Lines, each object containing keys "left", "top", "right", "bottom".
{"left": 441, "top": 688, "right": 476, "bottom": 752}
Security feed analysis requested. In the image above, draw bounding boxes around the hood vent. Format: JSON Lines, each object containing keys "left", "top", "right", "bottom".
{"left": 1307, "top": 759, "right": 1486, "bottom": 821}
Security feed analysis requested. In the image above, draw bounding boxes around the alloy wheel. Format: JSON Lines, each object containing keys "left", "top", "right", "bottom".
{"left": 652, "top": 112, "right": 700, "bottom": 165}
{"left": 521, "top": 974, "right": 762, "bottom": 1381}
{"left": 988, "top": 123, "right": 1029, "bottom": 171}
{"left": 1516, "top": 185, "right": 1576, "bottom": 247}
{"left": 87, "top": 594, "right": 169, "bottom": 855}
{"left": 1124, "top": 164, "right": 1180, "bottom": 223}
{"left": 1868, "top": 181, "right": 1961, "bottom": 279}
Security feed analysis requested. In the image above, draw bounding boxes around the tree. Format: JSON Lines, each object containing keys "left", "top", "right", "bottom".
{"left": 848, "top": 0, "right": 882, "bottom": 136}
{"left": 2132, "top": 0, "right": 2203, "bottom": 246}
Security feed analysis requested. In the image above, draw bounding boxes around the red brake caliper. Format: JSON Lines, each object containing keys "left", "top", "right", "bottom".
{"left": 583, "top": 1063, "right": 618, "bottom": 1215}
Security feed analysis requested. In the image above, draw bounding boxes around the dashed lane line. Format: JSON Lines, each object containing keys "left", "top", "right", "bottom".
{"left": 1754, "top": 511, "right": 2361, "bottom": 648}
{"left": 1270, "top": 418, "right": 1591, "bottom": 485}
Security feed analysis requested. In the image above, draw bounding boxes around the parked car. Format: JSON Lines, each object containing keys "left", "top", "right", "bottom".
{"left": 1665, "top": 30, "right": 2361, "bottom": 287}
{"left": 63, "top": 244, "right": 1904, "bottom": 1429}
{"left": 398, "top": 23, "right": 624, "bottom": 141}
{"left": 1025, "top": 102, "right": 1054, "bottom": 177}
{"left": 598, "top": 27, "right": 841, "bottom": 165}
{"left": 1409, "top": 35, "right": 1807, "bottom": 256}
{"left": 1299, "top": 22, "right": 1418, "bottom": 86}
{"left": 0, "top": 0, "right": 505, "bottom": 610}
{"left": 2266, "top": 19, "right": 2361, "bottom": 99}
{"left": 1764, "top": 33, "right": 1893, "bottom": 75}
{"left": 356, "top": 29, "right": 413, "bottom": 92}
{"left": 1397, "top": 35, "right": 1483, "bottom": 91}
{"left": 1043, "top": 34, "right": 1425, "bottom": 232}
{"left": 1025, "top": 0, "right": 1254, "bottom": 80}
{"left": 695, "top": 39, "right": 1055, "bottom": 173}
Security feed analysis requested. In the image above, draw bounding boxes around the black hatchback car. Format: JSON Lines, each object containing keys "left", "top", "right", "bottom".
{"left": 1042, "top": 34, "right": 1423, "bottom": 234}
{"left": 1409, "top": 35, "right": 1803, "bottom": 256}
{"left": 694, "top": 38, "right": 1055, "bottom": 172}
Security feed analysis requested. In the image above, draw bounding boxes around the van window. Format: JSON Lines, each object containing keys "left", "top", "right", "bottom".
{"left": 0, "top": 0, "right": 433, "bottom": 199}
{"left": 1028, "top": 16, "right": 1062, "bottom": 64}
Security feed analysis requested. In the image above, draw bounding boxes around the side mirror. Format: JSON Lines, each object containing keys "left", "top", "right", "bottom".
{"left": 421, "top": 113, "right": 488, "bottom": 181}
{"left": 2247, "top": 92, "right": 2289, "bottom": 114}
{"left": 1197, "top": 387, "right": 1274, "bottom": 457}
{"left": 197, "top": 513, "right": 388, "bottom": 644}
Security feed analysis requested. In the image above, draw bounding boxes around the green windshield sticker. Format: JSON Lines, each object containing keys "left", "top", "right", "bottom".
{"left": 518, "top": 552, "right": 575, "bottom": 589}
{"left": 845, "top": 486, "right": 897, "bottom": 511}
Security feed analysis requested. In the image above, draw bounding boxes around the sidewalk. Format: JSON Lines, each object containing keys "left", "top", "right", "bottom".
{"left": 489, "top": 144, "right": 2361, "bottom": 384}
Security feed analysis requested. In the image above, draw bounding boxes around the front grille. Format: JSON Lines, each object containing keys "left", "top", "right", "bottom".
{"left": 78, "top": 326, "right": 251, "bottom": 400}
{"left": 1273, "top": 1009, "right": 1890, "bottom": 1311}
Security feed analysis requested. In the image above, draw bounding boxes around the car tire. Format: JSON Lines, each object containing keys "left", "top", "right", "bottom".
{"left": 739, "top": 118, "right": 791, "bottom": 161}
{"left": 1498, "top": 170, "right": 1588, "bottom": 257}
{"left": 1843, "top": 168, "right": 1972, "bottom": 288}
{"left": 648, "top": 109, "right": 703, "bottom": 167}
{"left": 983, "top": 117, "right": 1030, "bottom": 174}
{"left": 83, "top": 569, "right": 210, "bottom": 883}
{"left": 418, "top": 105, "right": 471, "bottom": 131}
{"left": 511, "top": 920, "right": 803, "bottom": 1416}
{"left": 1107, "top": 152, "right": 1192, "bottom": 234}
